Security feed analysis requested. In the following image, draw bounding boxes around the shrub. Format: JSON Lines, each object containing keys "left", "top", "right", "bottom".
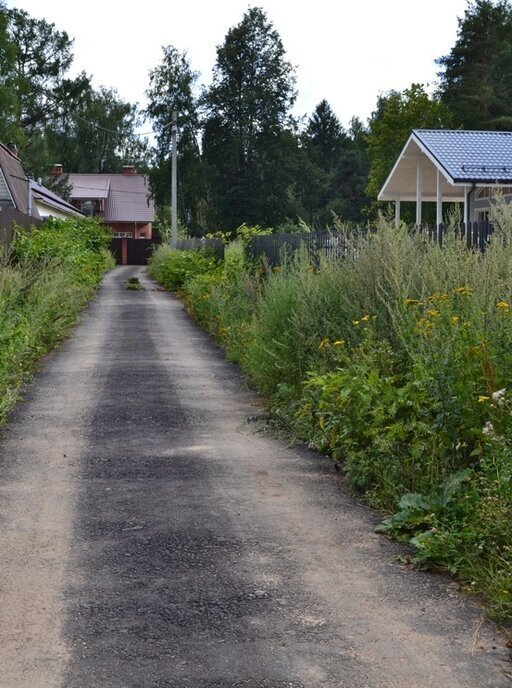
{"left": 150, "top": 211, "right": 512, "bottom": 619}
{"left": 148, "top": 245, "right": 219, "bottom": 291}
{"left": 0, "top": 217, "right": 113, "bottom": 424}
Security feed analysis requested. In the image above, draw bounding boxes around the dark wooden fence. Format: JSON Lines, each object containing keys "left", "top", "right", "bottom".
{"left": 170, "top": 222, "right": 496, "bottom": 267}
{"left": 0, "top": 208, "right": 43, "bottom": 253}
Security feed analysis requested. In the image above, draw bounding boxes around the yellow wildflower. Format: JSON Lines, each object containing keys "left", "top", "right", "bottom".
{"left": 454, "top": 286, "right": 474, "bottom": 296}
{"left": 318, "top": 338, "right": 330, "bottom": 350}
{"left": 478, "top": 395, "right": 490, "bottom": 403}
{"left": 333, "top": 340, "right": 345, "bottom": 347}
{"left": 352, "top": 320, "right": 360, "bottom": 326}
{"left": 427, "top": 309, "right": 440, "bottom": 318}
{"left": 404, "top": 298, "right": 423, "bottom": 306}
{"left": 415, "top": 317, "right": 433, "bottom": 335}
{"left": 428, "top": 293, "right": 450, "bottom": 303}
{"left": 361, "top": 315, "right": 371, "bottom": 322}
{"left": 451, "top": 316, "right": 460, "bottom": 325}
{"left": 496, "top": 301, "right": 510, "bottom": 311}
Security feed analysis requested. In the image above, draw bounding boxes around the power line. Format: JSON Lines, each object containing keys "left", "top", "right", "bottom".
{"left": 26, "top": 80, "right": 169, "bottom": 139}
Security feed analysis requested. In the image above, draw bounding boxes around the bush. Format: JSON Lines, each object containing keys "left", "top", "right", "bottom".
{"left": 148, "top": 245, "right": 219, "bottom": 291}
{"left": 150, "top": 212, "right": 512, "bottom": 619}
{"left": 0, "top": 217, "right": 113, "bottom": 424}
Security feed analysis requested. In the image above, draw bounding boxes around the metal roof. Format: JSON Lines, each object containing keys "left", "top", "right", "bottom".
{"left": 67, "top": 173, "right": 154, "bottom": 223}
{"left": 67, "top": 176, "right": 110, "bottom": 199}
{"left": 0, "top": 143, "right": 30, "bottom": 214}
{"left": 30, "top": 180, "right": 83, "bottom": 216}
{"left": 413, "top": 129, "right": 512, "bottom": 184}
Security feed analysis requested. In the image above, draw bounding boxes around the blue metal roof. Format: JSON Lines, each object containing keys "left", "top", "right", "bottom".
{"left": 414, "top": 129, "right": 512, "bottom": 183}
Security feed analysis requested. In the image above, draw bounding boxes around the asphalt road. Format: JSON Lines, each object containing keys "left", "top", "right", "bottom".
{"left": 0, "top": 265, "right": 510, "bottom": 688}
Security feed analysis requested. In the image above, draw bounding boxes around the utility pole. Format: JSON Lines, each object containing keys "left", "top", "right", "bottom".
{"left": 171, "top": 111, "right": 178, "bottom": 249}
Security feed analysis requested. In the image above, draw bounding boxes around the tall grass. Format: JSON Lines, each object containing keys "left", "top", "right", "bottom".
{"left": 152, "top": 214, "right": 512, "bottom": 620}
{"left": 0, "top": 218, "right": 113, "bottom": 424}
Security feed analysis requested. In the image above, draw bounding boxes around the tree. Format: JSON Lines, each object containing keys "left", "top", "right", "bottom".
{"left": 45, "top": 85, "right": 148, "bottom": 175}
{"left": 6, "top": 7, "right": 89, "bottom": 138}
{"left": 303, "top": 99, "right": 345, "bottom": 172}
{"left": 204, "top": 6, "right": 298, "bottom": 231}
{"left": 0, "top": 2, "right": 21, "bottom": 145}
{"left": 366, "top": 84, "right": 452, "bottom": 199}
{"left": 145, "top": 46, "right": 204, "bottom": 231}
{"left": 437, "top": 0, "right": 512, "bottom": 129}
{"left": 298, "top": 104, "right": 370, "bottom": 226}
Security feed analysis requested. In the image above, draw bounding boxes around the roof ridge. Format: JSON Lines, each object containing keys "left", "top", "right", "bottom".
{"left": 414, "top": 128, "right": 512, "bottom": 135}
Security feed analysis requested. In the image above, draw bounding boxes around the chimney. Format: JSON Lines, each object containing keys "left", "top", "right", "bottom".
{"left": 51, "top": 164, "right": 63, "bottom": 176}
{"left": 122, "top": 165, "right": 136, "bottom": 176}
{"left": 6, "top": 143, "right": 19, "bottom": 158}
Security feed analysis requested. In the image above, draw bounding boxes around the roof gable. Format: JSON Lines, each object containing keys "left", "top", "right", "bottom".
{"left": 0, "top": 143, "right": 29, "bottom": 213}
{"left": 0, "top": 166, "right": 14, "bottom": 207}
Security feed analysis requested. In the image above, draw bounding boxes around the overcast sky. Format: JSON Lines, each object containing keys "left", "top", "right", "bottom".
{"left": 6, "top": 0, "right": 468, "bottom": 131}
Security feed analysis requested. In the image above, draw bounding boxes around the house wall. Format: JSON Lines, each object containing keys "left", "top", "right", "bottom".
{"left": 34, "top": 200, "right": 77, "bottom": 220}
{"left": 106, "top": 222, "right": 152, "bottom": 240}
{"left": 471, "top": 189, "right": 512, "bottom": 221}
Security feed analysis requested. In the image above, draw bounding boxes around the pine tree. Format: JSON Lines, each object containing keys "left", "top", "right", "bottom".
{"left": 437, "top": 0, "right": 512, "bottom": 129}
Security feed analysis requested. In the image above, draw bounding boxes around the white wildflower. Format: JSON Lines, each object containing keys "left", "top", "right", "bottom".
{"left": 491, "top": 388, "right": 506, "bottom": 405}
{"left": 482, "top": 421, "right": 494, "bottom": 436}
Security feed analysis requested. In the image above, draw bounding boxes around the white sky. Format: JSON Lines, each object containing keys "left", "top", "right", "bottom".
{"left": 6, "top": 0, "right": 468, "bottom": 130}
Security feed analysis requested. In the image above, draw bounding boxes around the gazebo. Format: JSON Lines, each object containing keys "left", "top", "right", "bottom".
{"left": 378, "top": 129, "right": 512, "bottom": 225}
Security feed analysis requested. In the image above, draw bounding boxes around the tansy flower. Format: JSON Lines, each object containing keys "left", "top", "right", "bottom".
{"left": 352, "top": 320, "right": 360, "bottom": 326}
{"left": 427, "top": 309, "right": 440, "bottom": 318}
{"left": 318, "top": 338, "right": 330, "bottom": 350}
{"left": 361, "top": 315, "right": 371, "bottom": 322}
{"left": 496, "top": 301, "right": 510, "bottom": 311}
{"left": 478, "top": 395, "right": 490, "bottom": 403}
{"left": 451, "top": 316, "right": 460, "bottom": 325}
{"left": 454, "top": 286, "right": 474, "bottom": 296}
{"left": 404, "top": 298, "right": 423, "bottom": 306}
{"left": 333, "top": 340, "right": 345, "bottom": 347}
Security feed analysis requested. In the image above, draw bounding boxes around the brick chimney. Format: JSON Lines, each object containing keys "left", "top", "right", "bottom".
{"left": 6, "top": 143, "right": 19, "bottom": 158}
{"left": 50, "top": 164, "right": 63, "bottom": 176}
{"left": 122, "top": 165, "right": 136, "bottom": 175}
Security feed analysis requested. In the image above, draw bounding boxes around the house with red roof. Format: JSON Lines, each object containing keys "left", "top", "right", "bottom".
{"left": 53, "top": 165, "right": 155, "bottom": 239}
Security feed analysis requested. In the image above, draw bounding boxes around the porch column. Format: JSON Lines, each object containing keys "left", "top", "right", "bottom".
{"left": 416, "top": 157, "right": 423, "bottom": 225}
{"left": 436, "top": 168, "right": 443, "bottom": 226}
{"left": 464, "top": 188, "right": 468, "bottom": 226}
{"left": 395, "top": 198, "right": 401, "bottom": 226}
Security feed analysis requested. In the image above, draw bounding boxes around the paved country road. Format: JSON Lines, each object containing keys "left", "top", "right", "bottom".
{"left": 0, "top": 266, "right": 510, "bottom": 688}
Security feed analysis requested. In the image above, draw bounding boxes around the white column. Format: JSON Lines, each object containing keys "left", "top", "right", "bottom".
{"left": 416, "top": 158, "right": 423, "bottom": 225}
{"left": 436, "top": 168, "right": 443, "bottom": 226}
{"left": 395, "top": 198, "right": 401, "bottom": 226}
{"left": 464, "top": 188, "right": 468, "bottom": 226}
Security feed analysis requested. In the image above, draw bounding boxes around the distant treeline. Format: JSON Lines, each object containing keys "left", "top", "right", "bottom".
{"left": 1, "top": 1, "right": 511, "bottom": 233}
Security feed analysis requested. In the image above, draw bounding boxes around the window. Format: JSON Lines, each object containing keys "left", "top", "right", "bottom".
{"left": 476, "top": 209, "right": 490, "bottom": 222}
{"left": 0, "top": 168, "right": 14, "bottom": 208}
{"left": 113, "top": 232, "right": 132, "bottom": 238}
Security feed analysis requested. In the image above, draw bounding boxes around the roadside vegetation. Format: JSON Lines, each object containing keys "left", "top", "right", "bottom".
{"left": 149, "top": 212, "right": 512, "bottom": 621}
{"left": 0, "top": 217, "right": 113, "bottom": 424}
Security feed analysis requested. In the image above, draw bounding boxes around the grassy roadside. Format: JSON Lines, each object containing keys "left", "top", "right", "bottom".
{"left": 0, "top": 217, "right": 114, "bottom": 425}
{"left": 148, "top": 217, "right": 512, "bottom": 622}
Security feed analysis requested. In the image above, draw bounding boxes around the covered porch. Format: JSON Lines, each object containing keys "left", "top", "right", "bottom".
{"left": 378, "top": 135, "right": 472, "bottom": 225}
